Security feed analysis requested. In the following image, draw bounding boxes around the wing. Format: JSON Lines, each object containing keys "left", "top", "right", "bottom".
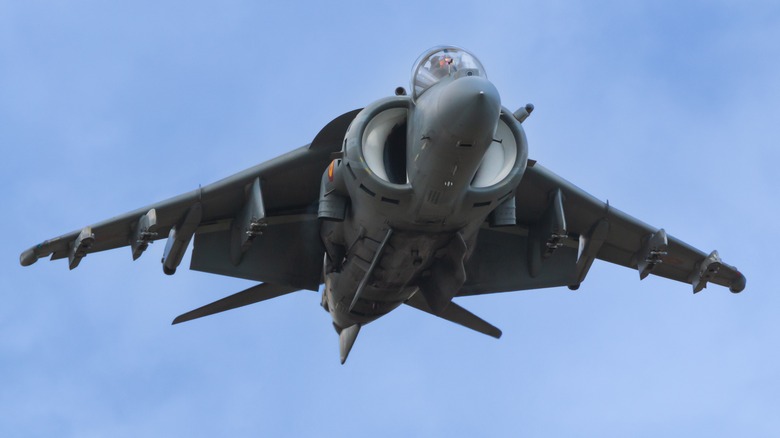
{"left": 19, "top": 109, "right": 361, "bottom": 291}
{"left": 460, "top": 161, "right": 746, "bottom": 296}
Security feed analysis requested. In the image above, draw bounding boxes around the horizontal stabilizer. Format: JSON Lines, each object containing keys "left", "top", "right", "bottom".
{"left": 405, "top": 291, "right": 502, "bottom": 339}
{"left": 172, "top": 283, "right": 299, "bottom": 325}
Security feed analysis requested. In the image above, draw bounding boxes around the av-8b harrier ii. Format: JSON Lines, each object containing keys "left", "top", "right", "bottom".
{"left": 20, "top": 46, "right": 746, "bottom": 363}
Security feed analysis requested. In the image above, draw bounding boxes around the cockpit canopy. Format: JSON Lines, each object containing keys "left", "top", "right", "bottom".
{"left": 411, "top": 46, "right": 487, "bottom": 100}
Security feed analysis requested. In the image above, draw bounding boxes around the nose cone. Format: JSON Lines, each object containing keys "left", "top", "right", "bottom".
{"left": 436, "top": 76, "right": 501, "bottom": 140}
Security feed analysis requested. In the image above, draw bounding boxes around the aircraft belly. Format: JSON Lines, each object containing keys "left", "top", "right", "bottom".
{"left": 324, "top": 224, "right": 476, "bottom": 327}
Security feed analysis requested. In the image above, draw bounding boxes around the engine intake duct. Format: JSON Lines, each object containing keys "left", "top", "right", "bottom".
{"left": 382, "top": 120, "right": 407, "bottom": 184}
{"left": 361, "top": 107, "right": 409, "bottom": 185}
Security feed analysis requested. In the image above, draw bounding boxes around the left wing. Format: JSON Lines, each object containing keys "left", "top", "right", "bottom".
{"left": 20, "top": 109, "right": 361, "bottom": 291}
{"left": 461, "top": 161, "right": 746, "bottom": 296}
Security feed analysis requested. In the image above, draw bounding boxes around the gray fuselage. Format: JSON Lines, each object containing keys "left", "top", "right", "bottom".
{"left": 318, "top": 73, "right": 529, "bottom": 331}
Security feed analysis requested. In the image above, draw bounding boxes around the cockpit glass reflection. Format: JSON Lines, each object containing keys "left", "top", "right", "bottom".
{"left": 411, "top": 46, "right": 487, "bottom": 100}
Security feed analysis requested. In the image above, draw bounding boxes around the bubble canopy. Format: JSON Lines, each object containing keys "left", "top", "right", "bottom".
{"left": 411, "top": 46, "right": 487, "bottom": 100}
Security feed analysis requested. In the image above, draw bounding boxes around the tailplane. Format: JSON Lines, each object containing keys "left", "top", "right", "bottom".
{"left": 172, "top": 283, "right": 300, "bottom": 324}
{"left": 405, "top": 291, "right": 502, "bottom": 339}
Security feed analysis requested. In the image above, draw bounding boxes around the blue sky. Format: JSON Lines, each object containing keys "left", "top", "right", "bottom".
{"left": 2, "top": 1, "right": 779, "bottom": 436}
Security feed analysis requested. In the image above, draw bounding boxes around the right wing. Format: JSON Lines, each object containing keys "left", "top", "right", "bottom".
{"left": 20, "top": 109, "right": 361, "bottom": 292}
{"left": 461, "top": 161, "right": 746, "bottom": 296}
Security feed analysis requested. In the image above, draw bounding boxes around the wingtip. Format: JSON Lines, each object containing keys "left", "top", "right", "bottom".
{"left": 730, "top": 273, "right": 746, "bottom": 293}
{"left": 20, "top": 248, "right": 38, "bottom": 267}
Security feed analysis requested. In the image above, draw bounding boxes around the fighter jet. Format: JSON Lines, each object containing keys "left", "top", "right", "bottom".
{"left": 20, "top": 46, "right": 746, "bottom": 363}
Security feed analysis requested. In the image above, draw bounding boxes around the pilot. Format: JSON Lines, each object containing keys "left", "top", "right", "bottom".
{"left": 429, "top": 54, "right": 456, "bottom": 79}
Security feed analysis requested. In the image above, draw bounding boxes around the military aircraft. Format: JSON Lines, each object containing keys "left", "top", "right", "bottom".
{"left": 20, "top": 46, "right": 746, "bottom": 363}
